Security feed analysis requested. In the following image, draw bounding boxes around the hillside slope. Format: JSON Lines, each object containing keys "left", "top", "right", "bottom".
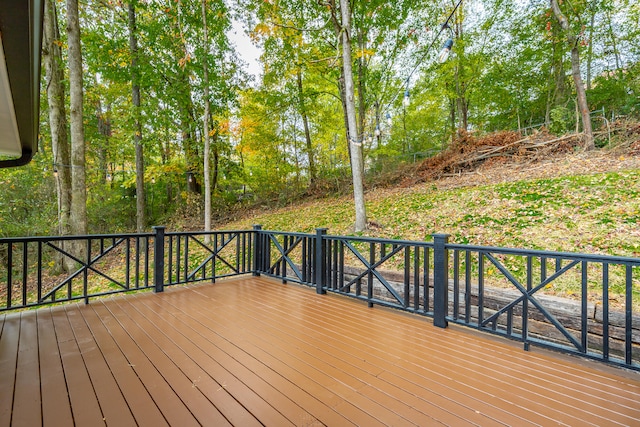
{"left": 218, "top": 129, "right": 640, "bottom": 258}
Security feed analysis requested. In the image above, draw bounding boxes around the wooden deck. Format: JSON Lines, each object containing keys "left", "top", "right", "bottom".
{"left": 2, "top": 276, "right": 640, "bottom": 426}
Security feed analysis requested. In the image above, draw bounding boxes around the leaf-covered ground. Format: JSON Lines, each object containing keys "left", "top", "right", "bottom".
{"left": 220, "top": 149, "right": 640, "bottom": 258}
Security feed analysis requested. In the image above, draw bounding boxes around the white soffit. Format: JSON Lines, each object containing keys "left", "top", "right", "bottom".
{"left": 0, "top": 36, "right": 22, "bottom": 157}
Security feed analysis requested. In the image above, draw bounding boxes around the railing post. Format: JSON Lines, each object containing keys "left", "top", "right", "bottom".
{"left": 253, "top": 225, "right": 262, "bottom": 276}
{"left": 153, "top": 226, "right": 166, "bottom": 293}
{"left": 315, "top": 228, "right": 327, "bottom": 294}
{"left": 432, "top": 233, "right": 450, "bottom": 328}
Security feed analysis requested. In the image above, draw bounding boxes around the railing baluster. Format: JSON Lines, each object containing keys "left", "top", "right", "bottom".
{"left": 135, "top": 237, "right": 141, "bottom": 289}
{"left": 602, "top": 263, "right": 610, "bottom": 361}
{"left": 126, "top": 238, "right": 131, "bottom": 289}
{"left": 184, "top": 235, "right": 189, "bottom": 283}
{"left": 478, "top": 252, "right": 484, "bottom": 327}
{"left": 404, "top": 246, "right": 410, "bottom": 308}
{"left": 22, "top": 242, "right": 28, "bottom": 307}
{"left": 414, "top": 245, "right": 420, "bottom": 311}
{"left": 524, "top": 256, "right": 532, "bottom": 348}
{"left": 368, "top": 242, "right": 374, "bottom": 307}
{"left": 581, "top": 261, "right": 588, "bottom": 352}
{"left": 464, "top": 251, "right": 471, "bottom": 323}
{"left": 214, "top": 233, "right": 218, "bottom": 281}
{"left": 84, "top": 239, "right": 91, "bottom": 304}
{"left": 7, "top": 243, "right": 13, "bottom": 309}
{"left": 332, "top": 239, "right": 338, "bottom": 290}
{"left": 453, "top": 250, "right": 459, "bottom": 320}
{"left": 37, "top": 241, "right": 42, "bottom": 303}
{"left": 144, "top": 236, "right": 150, "bottom": 288}
{"left": 424, "top": 246, "right": 430, "bottom": 313}
{"left": 340, "top": 241, "right": 346, "bottom": 293}
{"left": 626, "top": 265, "right": 633, "bottom": 365}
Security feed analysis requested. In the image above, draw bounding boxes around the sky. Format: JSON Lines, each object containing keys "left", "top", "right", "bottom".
{"left": 229, "top": 19, "right": 262, "bottom": 79}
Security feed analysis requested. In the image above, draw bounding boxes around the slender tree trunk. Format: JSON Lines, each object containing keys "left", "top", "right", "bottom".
{"left": 44, "top": 0, "right": 71, "bottom": 237}
{"left": 607, "top": 11, "right": 621, "bottom": 70}
{"left": 44, "top": 0, "right": 73, "bottom": 272}
{"left": 201, "top": 0, "right": 212, "bottom": 241}
{"left": 586, "top": 12, "right": 595, "bottom": 90}
{"left": 339, "top": 0, "right": 367, "bottom": 232}
{"left": 296, "top": 69, "right": 316, "bottom": 187}
{"left": 66, "top": 0, "right": 87, "bottom": 238}
{"left": 356, "top": 29, "right": 367, "bottom": 140}
{"left": 551, "top": 0, "right": 594, "bottom": 150}
{"left": 128, "top": 1, "right": 145, "bottom": 232}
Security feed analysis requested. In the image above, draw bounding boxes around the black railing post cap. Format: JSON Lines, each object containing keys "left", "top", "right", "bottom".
{"left": 153, "top": 226, "right": 166, "bottom": 232}
{"left": 432, "top": 233, "right": 450, "bottom": 241}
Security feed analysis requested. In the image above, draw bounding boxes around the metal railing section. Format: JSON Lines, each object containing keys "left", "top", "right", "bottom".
{"left": 445, "top": 240, "right": 640, "bottom": 370}
{"left": 1, "top": 226, "right": 638, "bottom": 371}
{"left": 0, "top": 232, "right": 154, "bottom": 310}
{"left": 163, "top": 229, "right": 254, "bottom": 287}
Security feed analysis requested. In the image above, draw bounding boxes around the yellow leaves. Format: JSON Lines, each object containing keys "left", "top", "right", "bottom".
{"left": 178, "top": 53, "right": 192, "bottom": 69}
{"left": 355, "top": 48, "right": 375, "bottom": 59}
{"left": 252, "top": 23, "right": 272, "bottom": 39}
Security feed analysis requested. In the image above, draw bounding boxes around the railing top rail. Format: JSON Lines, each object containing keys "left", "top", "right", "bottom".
{"left": 0, "top": 232, "right": 155, "bottom": 243}
{"left": 165, "top": 229, "right": 254, "bottom": 237}
{"left": 324, "top": 234, "right": 435, "bottom": 247}
{"left": 447, "top": 243, "right": 640, "bottom": 265}
{"left": 257, "top": 229, "right": 314, "bottom": 238}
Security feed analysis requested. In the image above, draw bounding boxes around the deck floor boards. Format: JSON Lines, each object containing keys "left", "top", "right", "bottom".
{"left": 2, "top": 276, "right": 640, "bottom": 426}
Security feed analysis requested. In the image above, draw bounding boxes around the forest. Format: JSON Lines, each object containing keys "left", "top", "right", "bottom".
{"left": 0, "top": 0, "right": 638, "bottom": 238}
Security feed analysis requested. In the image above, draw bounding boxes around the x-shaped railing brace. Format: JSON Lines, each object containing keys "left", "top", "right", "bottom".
{"left": 339, "top": 240, "right": 405, "bottom": 306}
{"left": 267, "top": 235, "right": 304, "bottom": 281}
{"left": 41, "top": 238, "right": 128, "bottom": 301}
{"left": 481, "top": 252, "right": 583, "bottom": 352}
{"left": 186, "top": 234, "right": 239, "bottom": 281}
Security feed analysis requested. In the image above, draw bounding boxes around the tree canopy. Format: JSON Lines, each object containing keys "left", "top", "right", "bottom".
{"left": 0, "top": 0, "right": 638, "bottom": 236}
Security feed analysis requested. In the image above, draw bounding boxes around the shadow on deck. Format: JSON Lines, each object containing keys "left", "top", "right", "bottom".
{"left": 2, "top": 276, "right": 639, "bottom": 426}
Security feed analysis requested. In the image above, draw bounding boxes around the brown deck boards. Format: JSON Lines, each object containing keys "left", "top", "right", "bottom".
{"left": 2, "top": 276, "right": 640, "bottom": 426}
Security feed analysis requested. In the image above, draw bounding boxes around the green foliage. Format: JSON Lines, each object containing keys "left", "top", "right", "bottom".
{"left": 2, "top": 0, "right": 638, "bottom": 238}
{"left": 0, "top": 156, "right": 57, "bottom": 237}
{"left": 550, "top": 106, "right": 571, "bottom": 134}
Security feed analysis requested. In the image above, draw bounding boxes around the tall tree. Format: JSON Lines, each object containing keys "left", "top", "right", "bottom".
{"left": 43, "top": 0, "right": 71, "bottom": 238}
{"left": 339, "top": 0, "right": 367, "bottom": 231}
{"left": 66, "top": 0, "right": 87, "bottom": 236}
{"left": 550, "top": 0, "right": 594, "bottom": 150}
{"left": 129, "top": 0, "right": 146, "bottom": 232}
{"left": 202, "top": 0, "right": 212, "bottom": 238}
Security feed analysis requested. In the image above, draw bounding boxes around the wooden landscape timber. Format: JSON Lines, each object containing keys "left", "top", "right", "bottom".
{"left": 340, "top": 265, "right": 640, "bottom": 362}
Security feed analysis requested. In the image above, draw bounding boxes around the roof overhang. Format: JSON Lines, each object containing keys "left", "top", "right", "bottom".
{"left": 0, "top": 0, "right": 44, "bottom": 168}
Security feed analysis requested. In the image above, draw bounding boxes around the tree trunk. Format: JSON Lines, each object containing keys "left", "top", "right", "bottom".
{"left": 356, "top": 29, "right": 367, "bottom": 140}
{"left": 44, "top": 0, "right": 71, "bottom": 237}
{"left": 551, "top": 0, "right": 594, "bottom": 150}
{"left": 44, "top": 0, "right": 73, "bottom": 272}
{"left": 66, "top": 0, "right": 87, "bottom": 238}
{"left": 129, "top": 1, "right": 146, "bottom": 232}
{"left": 296, "top": 69, "right": 316, "bottom": 187}
{"left": 339, "top": 0, "right": 367, "bottom": 232}
{"left": 202, "top": 0, "right": 212, "bottom": 241}
{"left": 586, "top": 12, "right": 595, "bottom": 90}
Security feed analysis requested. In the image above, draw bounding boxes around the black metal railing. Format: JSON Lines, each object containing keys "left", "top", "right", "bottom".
{"left": 255, "top": 229, "right": 639, "bottom": 372}
{"left": 163, "top": 228, "right": 254, "bottom": 287}
{"left": 1, "top": 226, "right": 638, "bottom": 371}
{"left": 0, "top": 232, "right": 155, "bottom": 309}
